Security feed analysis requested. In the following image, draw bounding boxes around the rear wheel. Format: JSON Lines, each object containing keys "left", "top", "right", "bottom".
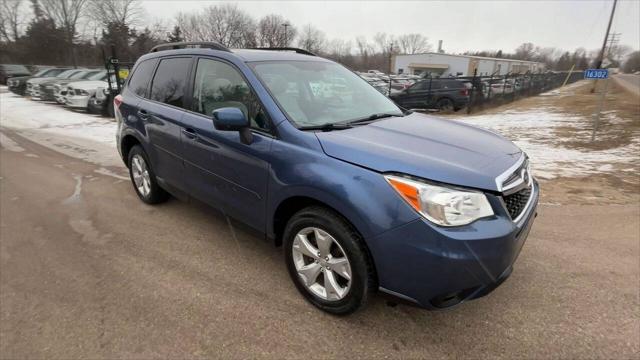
{"left": 127, "top": 145, "right": 168, "bottom": 204}
{"left": 284, "top": 206, "right": 375, "bottom": 315}
{"left": 437, "top": 97, "right": 455, "bottom": 112}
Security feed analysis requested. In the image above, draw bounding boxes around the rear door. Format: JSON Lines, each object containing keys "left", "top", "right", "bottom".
{"left": 180, "top": 57, "right": 274, "bottom": 232}
{"left": 137, "top": 56, "right": 193, "bottom": 192}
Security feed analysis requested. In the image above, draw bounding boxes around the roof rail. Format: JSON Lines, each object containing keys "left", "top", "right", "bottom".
{"left": 149, "top": 41, "right": 231, "bottom": 53}
{"left": 250, "top": 47, "right": 316, "bottom": 56}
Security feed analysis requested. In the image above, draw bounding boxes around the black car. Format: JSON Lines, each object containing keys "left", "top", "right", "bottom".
{"left": 389, "top": 78, "right": 470, "bottom": 111}
{"left": 0, "top": 64, "right": 31, "bottom": 85}
{"left": 7, "top": 68, "right": 67, "bottom": 95}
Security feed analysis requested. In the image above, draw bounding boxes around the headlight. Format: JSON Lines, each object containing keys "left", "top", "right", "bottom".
{"left": 102, "top": 88, "right": 110, "bottom": 95}
{"left": 385, "top": 175, "right": 494, "bottom": 226}
{"left": 79, "top": 90, "right": 89, "bottom": 96}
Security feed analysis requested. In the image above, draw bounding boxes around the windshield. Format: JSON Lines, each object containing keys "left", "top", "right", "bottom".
{"left": 56, "top": 69, "right": 79, "bottom": 78}
{"left": 250, "top": 61, "right": 402, "bottom": 127}
{"left": 70, "top": 70, "right": 92, "bottom": 79}
{"left": 87, "top": 71, "right": 107, "bottom": 80}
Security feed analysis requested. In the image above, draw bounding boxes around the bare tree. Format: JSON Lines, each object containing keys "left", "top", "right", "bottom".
{"left": 373, "top": 32, "right": 395, "bottom": 54}
{"left": 176, "top": 4, "right": 255, "bottom": 48}
{"left": 87, "top": 0, "right": 142, "bottom": 27}
{"left": 297, "top": 24, "right": 325, "bottom": 53}
{"left": 39, "top": 0, "right": 89, "bottom": 66}
{"left": 0, "top": 0, "right": 25, "bottom": 42}
{"left": 355, "top": 36, "right": 373, "bottom": 57}
{"left": 257, "top": 14, "right": 295, "bottom": 47}
{"left": 514, "top": 42, "right": 536, "bottom": 61}
{"left": 397, "top": 33, "right": 431, "bottom": 54}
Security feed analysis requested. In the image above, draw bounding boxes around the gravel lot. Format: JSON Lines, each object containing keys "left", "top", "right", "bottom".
{"left": 1, "top": 86, "right": 639, "bottom": 359}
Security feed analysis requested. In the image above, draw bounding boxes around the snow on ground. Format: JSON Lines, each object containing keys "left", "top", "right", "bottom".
{"left": 0, "top": 90, "right": 121, "bottom": 168}
{"left": 456, "top": 109, "right": 639, "bottom": 179}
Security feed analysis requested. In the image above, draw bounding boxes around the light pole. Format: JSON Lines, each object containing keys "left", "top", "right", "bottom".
{"left": 282, "top": 23, "right": 290, "bottom": 46}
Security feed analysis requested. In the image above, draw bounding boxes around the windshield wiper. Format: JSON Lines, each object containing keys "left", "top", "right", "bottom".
{"left": 347, "top": 113, "right": 403, "bottom": 125}
{"left": 299, "top": 123, "right": 353, "bottom": 132}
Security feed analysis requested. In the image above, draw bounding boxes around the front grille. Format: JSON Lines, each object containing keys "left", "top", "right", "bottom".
{"left": 503, "top": 187, "right": 532, "bottom": 220}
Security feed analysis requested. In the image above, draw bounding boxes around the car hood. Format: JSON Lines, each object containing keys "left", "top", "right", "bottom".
{"left": 6, "top": 75, "right": 34, "bottom": 83}
{"left": 314, "top": 112, "right": 522, "bottom": 191}
{"left": 67, "top": 80, "right": 106, "bottom": 90}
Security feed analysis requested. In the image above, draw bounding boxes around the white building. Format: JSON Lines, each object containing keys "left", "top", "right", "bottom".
{"left": 392, "top": 53, "right": 545, "bottom": 77}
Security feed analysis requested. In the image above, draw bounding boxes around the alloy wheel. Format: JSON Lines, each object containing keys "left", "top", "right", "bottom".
{"left": 131, "top": 154, "right": 151, "bottom": 197}
{"left": 291, "top": 227, "right": 352, "bottom": 301}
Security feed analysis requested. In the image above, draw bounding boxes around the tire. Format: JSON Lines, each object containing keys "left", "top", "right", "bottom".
{"left": 437, "top": 97, "right": 455, "bottom": 112}
{"left": 283, "top": 206, "right": 375, "bottom": 315}
{"left": 127, "top": 145, "right": 169, "bottom": 204}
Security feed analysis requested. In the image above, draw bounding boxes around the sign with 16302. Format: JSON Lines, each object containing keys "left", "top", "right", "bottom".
{"left": 584, "top": 69, "right": 609, "bottom": 79}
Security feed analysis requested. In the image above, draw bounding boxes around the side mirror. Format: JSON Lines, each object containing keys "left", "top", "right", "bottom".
{"left": 212, "top": 107, "right": 253, "bottom": 145}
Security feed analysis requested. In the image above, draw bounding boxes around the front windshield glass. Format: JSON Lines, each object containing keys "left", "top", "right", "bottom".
{"left": 87, "top": 71, "right": 107, "bottom": 80}
{"left": 33, "top": 69, "right": 50, "bottom": 77}
{"left": 70, "top": 70, "right": 92, "bottom": 79}
{"left": 56, "top": 70, "right": 77, "bottom": 78}
{"left": 250, "top": 61, "right": 402, "bottom": 127}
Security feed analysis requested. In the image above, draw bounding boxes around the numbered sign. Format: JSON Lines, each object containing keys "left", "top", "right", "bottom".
{"left": 584, "top": 69, "right": 609, "bottom": 79}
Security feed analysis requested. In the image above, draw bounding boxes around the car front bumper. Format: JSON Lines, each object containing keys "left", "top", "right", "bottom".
{"left": 370, "top": 180, "right": 539, "bottom": 309}
{"left": 65, "top": 95, "right": 90, "bottom": 108}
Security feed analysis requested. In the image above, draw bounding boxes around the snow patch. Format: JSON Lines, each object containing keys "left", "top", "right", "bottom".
{"left": 455, "top": 109, "right": 639, "bottom": 179}
{"left": 0, "top": 92, "right": 120, "bottom": 167}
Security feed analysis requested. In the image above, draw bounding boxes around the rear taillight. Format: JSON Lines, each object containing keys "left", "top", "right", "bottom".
{"left": 460, "top": 89, "right": 469, "bottom": 96}
{"left": 113, "top": 94, "right": 123, "bottom": 110}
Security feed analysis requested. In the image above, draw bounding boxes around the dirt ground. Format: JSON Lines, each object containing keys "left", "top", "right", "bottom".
{"left": 1, "top": 131, "right": 638, "bottom": 359}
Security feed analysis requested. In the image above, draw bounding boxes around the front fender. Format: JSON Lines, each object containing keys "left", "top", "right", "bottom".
{"left": 266, "top": 138, "right": 419, "bottom": 240}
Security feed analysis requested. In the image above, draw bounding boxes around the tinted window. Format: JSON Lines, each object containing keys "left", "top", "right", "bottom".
{"left": 193, "top": 58, "right": 271, "bottom": 132}
{"left": 128, "top": 59, "right": 156, "bottom": 98}
{"left": 150, "top": 57, "right": 191, "bottom": 108}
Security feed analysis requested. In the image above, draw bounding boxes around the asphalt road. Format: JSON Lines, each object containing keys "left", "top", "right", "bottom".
{"left": 614, "top": 74, "right": 640, "bottom": 96}
{"left": 1, "top": 129, "right": 638, "bottom": 359}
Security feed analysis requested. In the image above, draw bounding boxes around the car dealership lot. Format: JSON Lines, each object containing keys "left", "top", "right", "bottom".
{"left": 1, "top": 86, "right": 638, "bottom": 358}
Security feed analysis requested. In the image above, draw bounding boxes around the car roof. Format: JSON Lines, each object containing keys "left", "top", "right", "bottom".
{"left": 137, "top": 48, "right": 332, "bottom": 64}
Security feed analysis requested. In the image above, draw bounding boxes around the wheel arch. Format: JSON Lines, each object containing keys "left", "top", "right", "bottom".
{"left": 120, "top": 133, "right": 143, "bottom": 166}
{"left": 272, "top": 194, "right": 380, "bottom": 286}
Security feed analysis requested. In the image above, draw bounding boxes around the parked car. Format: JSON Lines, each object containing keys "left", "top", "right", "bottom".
{"left": 488, "top": 79, "right": 515, "bottom": 96}
{"left": 37, "top": 69, "right": 104, "bottom": 101}
{"left": 65, "top": 74, "right": 117, "bottom": 110}
{"left": 0, "top": 64, "right": 31, "bottom": 85}
{"left": 51, "top": 70, "right": 107, "bottom": 104}
{"left": 389, "top": 78, "right": 470, "bottom": 111}
{"left": 115, "top": 43, "right": 538, "bottom": 315}
{"left": 6, "top": 67, "right": 64, "bottom": 95}
{"left": 26, "top": 68, "right": 79, "bottom": 97}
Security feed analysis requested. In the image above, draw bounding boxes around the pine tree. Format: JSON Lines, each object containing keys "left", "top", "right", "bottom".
{"left": 167, "top": 26, "right": 183, "bottom": 43}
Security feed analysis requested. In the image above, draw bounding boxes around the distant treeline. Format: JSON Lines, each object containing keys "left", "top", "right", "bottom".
{"left": 1, "top": 0, "right": 637, "bottom": 72}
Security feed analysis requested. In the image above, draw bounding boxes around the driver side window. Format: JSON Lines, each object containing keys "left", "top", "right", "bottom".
{"left": 192, "top": 58, "right": 271, "bottom": 133}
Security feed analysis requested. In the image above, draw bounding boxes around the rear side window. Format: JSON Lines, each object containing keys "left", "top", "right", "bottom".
{"left": 150, "top": 57, "right": 191, "bottom": 108}
{"left": 128, "top": 59, "right": 156, "bottom": 98}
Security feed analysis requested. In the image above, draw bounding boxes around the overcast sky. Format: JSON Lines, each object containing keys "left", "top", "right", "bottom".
{"left": 141, "top": 0, "right": 639, "bottom": 54}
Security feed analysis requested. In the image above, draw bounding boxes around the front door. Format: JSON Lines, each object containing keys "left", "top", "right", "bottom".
{"left": 180, "top": 57, "right": 274, "bottom": 232}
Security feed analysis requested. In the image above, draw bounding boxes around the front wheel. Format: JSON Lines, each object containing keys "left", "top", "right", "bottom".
{"left": 283, "top": 206, "right": 375, "bottom": 315}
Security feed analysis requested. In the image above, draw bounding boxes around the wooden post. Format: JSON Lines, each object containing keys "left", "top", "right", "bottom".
{"left": 562, "top": 64, "right": 576, "bottom": 87}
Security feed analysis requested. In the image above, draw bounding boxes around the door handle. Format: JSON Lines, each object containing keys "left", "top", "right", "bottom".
{"left": 182, "top": 128, "right": 198, "bottom": 140}
{"left": 137, "top": 109, "right": 149, "bottom": 120}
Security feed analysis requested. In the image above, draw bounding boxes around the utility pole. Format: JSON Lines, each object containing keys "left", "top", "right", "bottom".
{"left": 388, "top": 42, "right": 394, "bottom": 96}
{"left": 282, "top": 23, "right": 290, "bottom": 47}
{"left": 591, "top": 0, "right": 617, "bottom": 92}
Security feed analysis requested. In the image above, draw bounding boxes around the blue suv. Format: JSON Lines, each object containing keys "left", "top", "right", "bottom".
{"left": 115, "top": 42, "right": 538, "bottom": 315}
